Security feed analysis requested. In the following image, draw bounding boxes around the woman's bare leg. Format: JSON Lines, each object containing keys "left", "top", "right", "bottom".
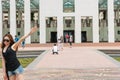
{"left": 16, "top": 74, "right": 24, "bottom": 80}
{"left": 9, "top": 75, "right": 16, "bottom": 80}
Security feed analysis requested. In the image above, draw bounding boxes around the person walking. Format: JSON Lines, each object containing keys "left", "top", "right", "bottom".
{"left": 1, "top": 26, "right": 37, "bottom": 80}
{"left": 57, "top": 38, "right": 61, "bottom": 51}
{"left": 65, "top": 33, "right": 69, "bottom": 43}
{"left": 60, "top": 36, "right": 64, "bottom": 50}
{"left": 21, "top": 40, "right": 25, "bottom": 48}
{"left": 14, "top": 35, "right": 19, "bottom": 42}
{"left": 69, "top": 35, "right": 73, "bottom": 48}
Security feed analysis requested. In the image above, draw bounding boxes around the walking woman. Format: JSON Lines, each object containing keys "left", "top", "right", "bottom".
{"left": 1, "top": 26, "right": 37, "bottom": 80}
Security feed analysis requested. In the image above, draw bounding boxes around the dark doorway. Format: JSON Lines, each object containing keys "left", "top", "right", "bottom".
{"left": 51, "top": 32, "right": 57, "bottom": 43}
{"left": 64, "top": 30, "right": 74, "bottom": 43}
{"left": 81, "top": 31, "right": 87, "bottom": 42}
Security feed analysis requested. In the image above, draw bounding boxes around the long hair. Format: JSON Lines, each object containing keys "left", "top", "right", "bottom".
{"left": 1, "top": 34, "right": 15, "bottom": 50}
{"left": 1, "top": 34, "right": 15, "bottom": 80}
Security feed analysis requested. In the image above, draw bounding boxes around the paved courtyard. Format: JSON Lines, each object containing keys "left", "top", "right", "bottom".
{"left": 0, "top": 43, "right": 120, "bottom": 80}
{"left": 24, "top": 68, "right": 120, "bottom": 80}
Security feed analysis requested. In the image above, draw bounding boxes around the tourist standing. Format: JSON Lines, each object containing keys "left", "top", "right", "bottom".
{"left": 14, "top": 35, "right": 19, "bottom": 42}
{"left": 57, "top": 38, "right": 61, "bottom": 51}
{"left": 60, "top": 36, "right": 64, "bottom": 50}
{"left": 69, "top": 35, "right": 73, "bottom": 48}
{"left": 21, "top": 40, "right": 25, "bottom": 48}
{"left": 65, "top": 33, "right": 69, "bottom": 43}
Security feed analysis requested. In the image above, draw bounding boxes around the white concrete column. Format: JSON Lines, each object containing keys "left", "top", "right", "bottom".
{"left": 75, "top": 16, "right": 81, "bottom": 43}
{"left": 24, "top": 0, "right": 31, "bottom": 44}
{"left": 0, "top": 0, "right": 2, "bottom": 41}
{"left": 39, "top": 16, "right": 46, "bottom": 44}
{"left": 57, "top": 0, "right": 63, "bottom": 39}
{"left": 108, "top": 0, "right": 115, "bottom": 43}
{"left": 57, "top": 16, "right": 63, "bottom": 40}
{"left": 75, "top": 0, "right": 81, "bottom": 43}
{"left": 39, "top": 0, "right": 46, "bottom": 43}
{"left": 93, "top": 0, "right": 99, "bottom": 43}
{"left": 10, "top": 0, "right": 16, "bottom": 37}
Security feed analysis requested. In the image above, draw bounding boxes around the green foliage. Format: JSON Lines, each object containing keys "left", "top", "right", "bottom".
{"left": 0, "top": 58, "right": 35, "bottom": 68}
{"left": 18, "top": 58, "right": 35, "bottom": 68}
{"left": 113, "top": 57, "right": 120, "bottom": 62}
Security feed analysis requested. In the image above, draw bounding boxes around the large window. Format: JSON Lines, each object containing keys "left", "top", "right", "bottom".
{"left": 46, "top": 17, "right": 57, "bottom": 28}
{"left": 63, "top": 0, "right": 75, "bottom": 13}
{"left": 63, "top": 16, "right": 75, "bottom": 28}
{"left": 81, "top": 16, "right": 93, "bottom": 27}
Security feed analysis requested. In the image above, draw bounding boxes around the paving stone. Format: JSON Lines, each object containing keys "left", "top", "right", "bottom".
{"left": 24, "top": 68, "right": 120, "bottom": 80}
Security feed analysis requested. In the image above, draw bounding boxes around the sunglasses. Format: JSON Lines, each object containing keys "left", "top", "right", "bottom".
{"left": 3, "top": 39, "right": 10, "bottom": 42}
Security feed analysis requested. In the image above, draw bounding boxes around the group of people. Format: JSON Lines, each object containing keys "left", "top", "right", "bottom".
{"left": 52, "top": 34, "right": 73, "bottom": 55}
{"left": 1, "top": 26, "right": 38, "bottom": 80}
{"left": 65, "top": 33, "right": 73, "bottom": 48}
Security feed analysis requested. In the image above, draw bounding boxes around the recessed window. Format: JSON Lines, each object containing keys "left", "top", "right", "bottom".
{"left": 63, "top": 0, "right": 75, "bottom": 13}
{"left": 46, "top": 17, "right": 57, "bottom": 28}
{"left": 81, "top": 16, "right": 93, "bottom": 27}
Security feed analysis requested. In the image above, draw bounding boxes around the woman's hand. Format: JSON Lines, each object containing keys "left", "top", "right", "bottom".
{"left": 11, "top": 26, "right": 38, "bottom": 51}
{"left": 29, "top": 26, "right": 38, "bottom": 35}
{"left": 3, "top": 74, "right": 8, "bottom": 80}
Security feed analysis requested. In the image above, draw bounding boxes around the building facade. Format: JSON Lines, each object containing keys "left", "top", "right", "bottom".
{"left": 0, "top": 0, "right": 119, "bottom": 44}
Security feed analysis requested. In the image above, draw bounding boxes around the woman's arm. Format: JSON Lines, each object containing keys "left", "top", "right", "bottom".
{"left": 12, "top": 26, "right": 38, "bottom": 51}
{"left": 1, "top": 52, "right": 8, "bottom": 80}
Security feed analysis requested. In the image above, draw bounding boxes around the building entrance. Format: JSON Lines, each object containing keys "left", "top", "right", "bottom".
{"left": 51, "top": 32, "right": 57, "bottom": 43}
{"left": 81, "top": 31, "right": 87, "bottom": 42}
